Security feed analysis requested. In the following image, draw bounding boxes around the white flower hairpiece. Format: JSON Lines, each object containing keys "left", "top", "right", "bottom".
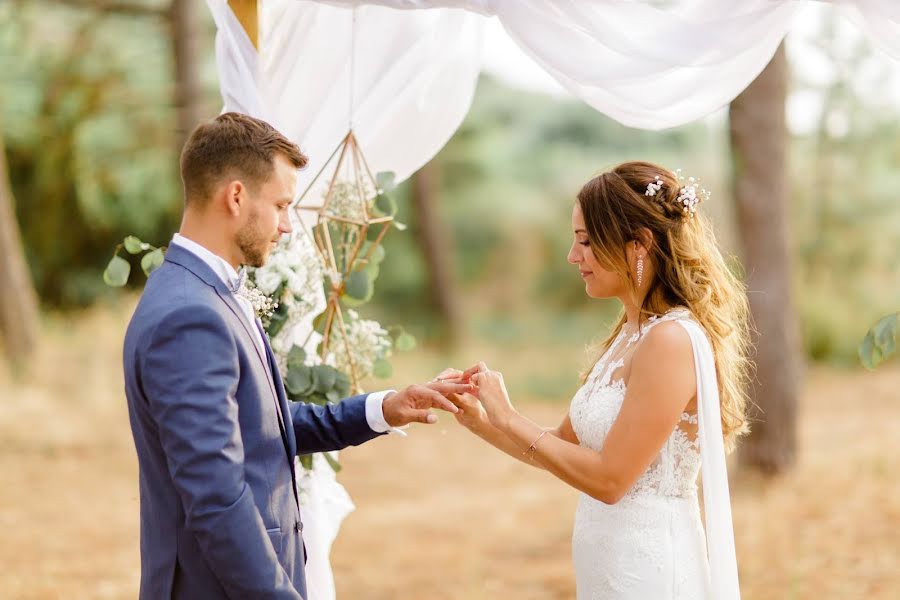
{"left": 674, "top": 169, "right": 709, "bottom": 217}
{"left": 644, "top": 170, "right": 710, "bottom": 218}
{"left": 645, "top": 175, "right": 664, "bottom": 197}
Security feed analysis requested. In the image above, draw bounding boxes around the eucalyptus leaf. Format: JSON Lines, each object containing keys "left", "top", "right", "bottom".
{"left": 287, "top": 345, "right": 307, "bottom": 370}
{"left": 313, "top": 311, "right": 328, "bottom": 335}
{"left": 335, "top": 371, "right": 352, "bottom": 397}
{"left": 369, "top": 243, "right": 386, "bottom": 265}
{"left": 344, "top": 270, "right": 373, "bottom": 303}
{"left": 123, "top": 235, "right": 148, "bottom": 255}
{"left": 375, "top": 171, "right": 396, "bottom": 193}
{"left": 873, "top": 313, "right": 898, "bottom": 356}
{"left": 373, "top": 358, "right": 393, "bottom": 379}
{"left": 374, "top": 191, "right": 397, "bottom": 217}
{"left": 313, "top": 365, "right": 337, "bottom": 393}
{"left": 859, "top": 312, "right": 898, "bottom": 370}
{"left": 307, "top": 393, "right": 330, "bottom": 406}
{"left": 103, "top": 254, "right": 131, "bottom": 287}
{"left": 285, "top": 365, "right": 313, "bottom": 396}
{"left": 266, "top": 302, "right": 289, "bottom": 338}
{"left": 393, "top": 221, "right": 408, "bottom": 231}
{"left": 298, "top": 455, "right": 314, "bottom": 471}
{"left": 395, "top": 333, "right": 417, "bottom": 352}
{"left": 141, "top": 247, "right": 165, "bottom": 276}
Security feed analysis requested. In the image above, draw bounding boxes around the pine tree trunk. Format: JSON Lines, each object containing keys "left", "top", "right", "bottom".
{"left": 170, "top": 0, "right": 204, "bottom": 149}
{"left": 0, "top": 133, "right": 40, "bottom": 363}
{"left": 729, "top": 43, "right": 801, "bottom": 474}
{"left": 411, "top": 162, "right": 461, "bottom": 345}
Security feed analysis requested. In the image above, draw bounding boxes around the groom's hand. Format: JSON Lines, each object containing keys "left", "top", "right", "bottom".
{"left": 382, "top": 381, "right": 474, "bottom": 427}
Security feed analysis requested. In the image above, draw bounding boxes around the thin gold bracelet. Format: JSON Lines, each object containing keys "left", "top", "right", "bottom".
{"left": 523, "top": 430, "right": 548, "bottom": 460}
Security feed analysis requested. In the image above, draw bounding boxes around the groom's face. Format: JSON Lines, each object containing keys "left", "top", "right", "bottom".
{"left": 236, "top": 154, "right": 296, "bottom": 267}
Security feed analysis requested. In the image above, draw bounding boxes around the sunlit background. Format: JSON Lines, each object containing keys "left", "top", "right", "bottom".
{"left": 1, "top": 1, "right": 898, "bottom": 598}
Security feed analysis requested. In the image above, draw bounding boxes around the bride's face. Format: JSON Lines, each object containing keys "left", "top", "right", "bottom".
{"left": 567, "top": 203, "right": 624, "bottom": 299}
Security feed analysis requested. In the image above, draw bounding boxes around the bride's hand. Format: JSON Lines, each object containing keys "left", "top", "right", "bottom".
{"left": 450, "top": 391, "right": 491, "bottom": 435}
{"left": 470, "top": 365, "right": 516, "bottom": 429}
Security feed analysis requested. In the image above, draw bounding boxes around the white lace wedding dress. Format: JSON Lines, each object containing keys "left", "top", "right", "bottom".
{"left": 569, "top": 309, "right": 740, "bottom": 599}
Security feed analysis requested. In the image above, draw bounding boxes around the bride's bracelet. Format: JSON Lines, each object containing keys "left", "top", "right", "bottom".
{"left": 523, "top": 430, "right": 548, "bottom": 461}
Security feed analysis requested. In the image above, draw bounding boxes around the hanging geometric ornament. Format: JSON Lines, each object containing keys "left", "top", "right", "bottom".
{"left": 293, "top": 130, "right": 399, "bottom": 392}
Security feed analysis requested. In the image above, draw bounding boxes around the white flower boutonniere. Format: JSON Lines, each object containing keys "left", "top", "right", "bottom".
{"left": 237, "top": 282, "right": 279, "bottom": 321}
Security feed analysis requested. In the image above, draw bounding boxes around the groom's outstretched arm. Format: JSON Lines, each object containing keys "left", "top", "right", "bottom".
{"left": 289, "top": 381, "right": 471, "bottom": 455}
{"left": 143, "top": 304, "right": 302, "bottom": 599}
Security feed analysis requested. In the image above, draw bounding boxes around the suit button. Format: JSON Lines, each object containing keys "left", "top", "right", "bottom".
{"left": 295, "top": 520, "right": 303, "bottom": 533}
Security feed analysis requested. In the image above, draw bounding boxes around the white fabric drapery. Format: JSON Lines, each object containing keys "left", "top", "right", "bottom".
{"left": 209, "top": 0, "right": 900, "bottom": 195}
{"left": 678, "top": 318, "right": 741, "bottom": 599}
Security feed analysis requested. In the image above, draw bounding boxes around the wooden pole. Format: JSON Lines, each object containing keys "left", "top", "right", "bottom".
{"left": 228, "top": 0, "right": 258, "bottom": 49}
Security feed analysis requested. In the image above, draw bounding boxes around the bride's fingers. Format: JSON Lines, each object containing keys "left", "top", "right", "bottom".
{"left": 433, "top": 368, "right": 463, "bottom": 382}
{"left": 461, "top": 361, "right": 489, "bottom": 380}
{"left": 450, "top": 392, "right": 480, "bottom": 410}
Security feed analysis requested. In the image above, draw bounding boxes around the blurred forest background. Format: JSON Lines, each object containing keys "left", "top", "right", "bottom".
{"left": 1, "top": 1, "right": 899, "bottom": 598}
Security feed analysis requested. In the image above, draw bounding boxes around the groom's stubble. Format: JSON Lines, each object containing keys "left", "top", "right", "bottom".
{"left": 235, "top": 204, "right": 271, "bottom": 268}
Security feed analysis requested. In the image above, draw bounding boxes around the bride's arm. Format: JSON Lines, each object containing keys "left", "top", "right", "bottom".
{"left": 451, "top": 393, "right": 578, "bottom": 470}
{"left": 477, "top": 321, "right": 696, "bottom": 503}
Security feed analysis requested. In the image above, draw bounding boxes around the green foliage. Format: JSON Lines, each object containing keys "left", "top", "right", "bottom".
{"left": 283, "top": 346, "right": 352, "bottom": 406}
{"left": 1, "top": 4, "right": 217, "bottom": 306}
{"left": 102, "top": 255, "right": 130, "bottom": 287}
{"left": 103, "top": 236, "right": 165, "bottom": 287}
{"left": 859, "top": 313, "right": 898, "bottom": 370}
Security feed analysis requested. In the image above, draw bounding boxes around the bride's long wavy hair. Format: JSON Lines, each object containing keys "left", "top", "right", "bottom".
{"left": 578, "top": 161, "right": 752, "bottom": 450}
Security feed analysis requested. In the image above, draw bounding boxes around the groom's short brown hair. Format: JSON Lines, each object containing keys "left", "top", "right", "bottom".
{"left": 180, "top": 112, "right": 308, "bottom": 205}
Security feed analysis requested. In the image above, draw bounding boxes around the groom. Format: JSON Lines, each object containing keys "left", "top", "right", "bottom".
{"left": 123, "top": 112, "right": 470, "bottom": 599}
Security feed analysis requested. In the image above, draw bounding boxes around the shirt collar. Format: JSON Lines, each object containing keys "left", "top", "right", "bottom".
{"left": 171, "top": 233, "right": 242, "bottom": 290}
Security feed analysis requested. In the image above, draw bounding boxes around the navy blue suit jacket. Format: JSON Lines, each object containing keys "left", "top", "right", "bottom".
{"left": 123, "top": 243, "right": 382, "bottom": 599}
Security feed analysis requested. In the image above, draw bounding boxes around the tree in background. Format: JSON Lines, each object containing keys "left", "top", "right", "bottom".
{"left": 410, "top": 161, "right": 461, "bottom": 346}
{"left": 0, "top": 1, "right": 215, "bottom": 308}
{"left": 730, "top": 43, "right": 801, "bottom": 475}
{"left": 0, "top": 126, "right": 40, "bottom": 362}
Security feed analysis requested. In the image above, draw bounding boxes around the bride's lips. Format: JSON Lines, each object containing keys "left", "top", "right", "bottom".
{"left": 580, "top": 270, "right": 593, "bottom": 278}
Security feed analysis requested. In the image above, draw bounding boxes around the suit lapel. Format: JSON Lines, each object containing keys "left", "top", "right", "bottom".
{"left": 255, "top": 320, "right": 297, "bottom": 458}
{"left": 255, "top": 320, "right": 301, "bottom": 513}
{"left": 165, "top": 244, "right": 292, "bottom": 455}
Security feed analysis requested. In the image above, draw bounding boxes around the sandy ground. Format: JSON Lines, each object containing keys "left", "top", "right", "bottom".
{"left": 1, "top": 305, "right": 898, "bottom": 599}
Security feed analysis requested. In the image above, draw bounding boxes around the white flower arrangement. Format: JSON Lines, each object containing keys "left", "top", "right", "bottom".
{"left": 326, "top": 309, "right": 393, "bottom": 380}
{"left": 324, "top": 179, "right": 376, "bottom": 223}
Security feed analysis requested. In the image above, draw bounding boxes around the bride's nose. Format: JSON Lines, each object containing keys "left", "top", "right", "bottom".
{"left": 567, "top": 242, "right": 580, "bottom": 264}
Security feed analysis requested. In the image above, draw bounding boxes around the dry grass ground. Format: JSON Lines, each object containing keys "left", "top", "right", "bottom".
{"left": 1, "top": 303, "right": 898, "bottom": 599}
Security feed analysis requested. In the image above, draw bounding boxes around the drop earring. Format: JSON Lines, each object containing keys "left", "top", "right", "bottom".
{"left": 637, "top": 256, "right": 644, "bottom": 287}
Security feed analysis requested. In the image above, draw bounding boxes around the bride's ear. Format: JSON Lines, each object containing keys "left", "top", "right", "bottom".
{"left": 633, "top": 228, "right": 654, "bottom": 256}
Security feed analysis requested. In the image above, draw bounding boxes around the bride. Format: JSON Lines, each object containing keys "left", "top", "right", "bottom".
{"left": 447, "top": 161, "right": 751, "bottom": 599}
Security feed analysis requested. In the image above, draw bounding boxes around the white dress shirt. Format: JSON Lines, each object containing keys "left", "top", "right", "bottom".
{"left": 170, "top": 233, "right": 396, "bottom": 434}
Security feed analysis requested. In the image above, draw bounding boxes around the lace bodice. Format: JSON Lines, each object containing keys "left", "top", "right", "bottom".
{"left": 570, "top": 309, "right": 701, "bottom": 501}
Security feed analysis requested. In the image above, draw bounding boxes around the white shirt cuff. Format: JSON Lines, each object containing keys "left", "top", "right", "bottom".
{"left": 365, "top": 390, "right": 408, "bottom": 436}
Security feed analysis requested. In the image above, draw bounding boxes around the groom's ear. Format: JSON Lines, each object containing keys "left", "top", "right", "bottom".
{"left": 222, "top": 180, "right": 245, "bottom": 217}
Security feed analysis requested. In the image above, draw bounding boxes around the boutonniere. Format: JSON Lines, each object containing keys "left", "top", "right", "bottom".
{"left": 236, "top": 281, "right": 279, "bottom": 321}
